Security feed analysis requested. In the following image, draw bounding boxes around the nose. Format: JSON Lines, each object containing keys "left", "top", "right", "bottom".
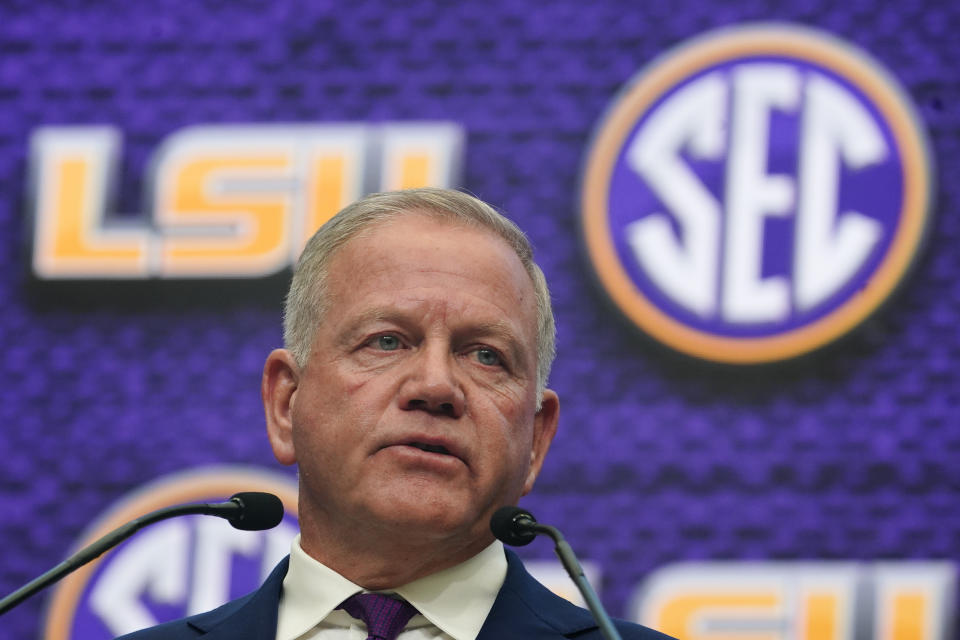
{"left": 398, "top": 345, "right": 465, "bottom": 418}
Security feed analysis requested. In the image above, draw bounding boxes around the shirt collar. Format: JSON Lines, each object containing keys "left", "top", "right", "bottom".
{"left": 276, "top": 534, "right": 507, "bottom": 640}
{"left": 394, "top": 540, "right": 506, "bottom": 640}
{"left": 276, "top": 534, "right": 363, "bottom": 640}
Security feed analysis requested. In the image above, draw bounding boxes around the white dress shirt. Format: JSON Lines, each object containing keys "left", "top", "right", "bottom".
{"left": 275, "top": 535, "right": 508, "bottom": 640}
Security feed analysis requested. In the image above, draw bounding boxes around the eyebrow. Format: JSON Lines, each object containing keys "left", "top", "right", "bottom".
{"left": 335, "top": 308, "right": 401, "bottom": 345}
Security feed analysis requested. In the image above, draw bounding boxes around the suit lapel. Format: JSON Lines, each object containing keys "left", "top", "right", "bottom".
{"left": 186, "top": 557, "right": 289, "bottom": 639}
{"left": 477, "top": 550, "right": 597, "bottom": 639}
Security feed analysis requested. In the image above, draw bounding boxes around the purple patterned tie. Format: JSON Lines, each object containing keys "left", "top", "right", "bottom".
{"left": 337, "top": 593, "right": 419, "bottom": 640}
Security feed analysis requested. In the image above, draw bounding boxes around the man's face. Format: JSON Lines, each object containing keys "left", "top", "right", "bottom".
{"left": 264, "top": 213, "right": 558, "bottom": 553}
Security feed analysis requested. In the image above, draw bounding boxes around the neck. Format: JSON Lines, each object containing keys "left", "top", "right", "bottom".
{"left": 297, "top": 508, "right": 492, "bottom": 589}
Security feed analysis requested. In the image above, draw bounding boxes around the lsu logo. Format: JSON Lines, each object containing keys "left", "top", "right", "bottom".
{"left": 630, "top": 561, "right": 955, "bottom": 640}
{"left": 581, "top": 24, "right": 933, "bottom": 363}
{"left": 29, "top": 122, "right": 462, "bottom": 279}
{"left": 43, "top": 466, "right": 299, "bottom": 639}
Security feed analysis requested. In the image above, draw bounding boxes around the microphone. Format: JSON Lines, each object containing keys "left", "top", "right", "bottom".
{"left": 0, "top": 491, "right": 284, "bottom": 616}
{"left": 489, "top": 505, "right": 538, "bottom": 546}
{"left": 490, "top": 506, "right": 623, "bottom": 640}
{"left": 221, "top": 491, "right": 285, "bottom": 531}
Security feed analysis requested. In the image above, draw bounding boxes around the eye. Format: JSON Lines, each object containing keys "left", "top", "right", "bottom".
{"left": 375, "top": 334, "right": 401, "bottom": 351}
{"left": 473, "top": 347, "right": 503, "bottom": 367}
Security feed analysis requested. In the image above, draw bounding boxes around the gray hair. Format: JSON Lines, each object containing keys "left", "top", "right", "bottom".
{"left": 283, "top": 187, "right": 556, "bottom": 400}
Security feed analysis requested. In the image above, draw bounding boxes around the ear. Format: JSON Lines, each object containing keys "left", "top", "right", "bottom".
{"left": 262, "top": 349, "right": 300, "bottom": 466}
{"left": 521, "top": 389, "right": 560, "bottom": 496}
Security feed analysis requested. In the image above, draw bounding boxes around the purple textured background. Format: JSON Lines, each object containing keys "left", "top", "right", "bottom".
{"left": 0, "top": 1, "right": 956, "bottom": 638}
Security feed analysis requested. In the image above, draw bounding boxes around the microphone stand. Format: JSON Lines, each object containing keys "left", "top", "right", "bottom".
{"left": 521, "top": 518, "right": 623, "bottom": 640}
{"left": 0, "top": 500, "right": 240, "bottom": 615}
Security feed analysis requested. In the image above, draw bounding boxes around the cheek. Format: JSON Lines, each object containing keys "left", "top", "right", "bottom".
{"left": 292, "top": 379, "right": 383, "bottom": 453}
{"left": 475, "top": 403, "right": 537, "bottom": 475}
{"left": 471, "top": 372, "right": 530, "bottom": 411}
{"left": 290, "top": 387, "right": 338, "bottom": 457}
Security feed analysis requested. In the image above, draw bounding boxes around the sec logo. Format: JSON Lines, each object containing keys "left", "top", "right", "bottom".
{"left": 581, "top": 24, "right": 933, "bottom": 364}
{"left": 43, "top": 466, "right": 299, "bottom": 640}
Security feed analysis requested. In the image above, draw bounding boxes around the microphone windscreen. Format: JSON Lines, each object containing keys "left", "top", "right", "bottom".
{"left": 228, "top": 492, "right": 285, "bottom": 531}
{"left": 490, "top": 505, "right": 538, "bottom": 546}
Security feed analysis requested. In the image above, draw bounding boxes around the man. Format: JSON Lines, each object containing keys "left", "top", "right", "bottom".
{"left": 120, "top": 188, "right": 670, "bottom": 640}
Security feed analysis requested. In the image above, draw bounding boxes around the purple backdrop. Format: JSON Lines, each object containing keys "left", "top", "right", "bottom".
{"left": 0, "top": 1, "right": 957, "bottom": 638}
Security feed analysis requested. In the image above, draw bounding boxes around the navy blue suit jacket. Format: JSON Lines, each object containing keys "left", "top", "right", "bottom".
{"left": 116, "top": 550, "right": 672, "bottom": 639}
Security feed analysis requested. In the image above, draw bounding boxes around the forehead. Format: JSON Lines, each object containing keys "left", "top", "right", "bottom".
{"left": 323, "top": 213, "right": 538, "bottom": 330}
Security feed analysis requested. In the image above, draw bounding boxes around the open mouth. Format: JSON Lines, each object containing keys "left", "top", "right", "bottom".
{"left": 408, "top": 442, "right": 451, "bottom": 455}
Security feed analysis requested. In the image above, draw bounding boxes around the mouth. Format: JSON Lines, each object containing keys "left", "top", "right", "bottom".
{"left": 381, "top": 434, "right": 465, "bottom": 465}
{"left": 377, "top": 432, "right": 465, "bottom": 467}
{"left": 406, "top": 441, "right": 452, "bottom": 456}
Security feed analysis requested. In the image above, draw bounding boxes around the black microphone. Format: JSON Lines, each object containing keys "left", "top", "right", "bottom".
{"left": 222, "top": 491, "right": 285, "bottom": 531}
{"left": 489, "top": 505, "right": 538, "bottom": 546}
{"left": 0, "top": 491, "right": 284, "bottom": 616}
{"left": 490, "top": 506, "right": 623, "bottom": 640}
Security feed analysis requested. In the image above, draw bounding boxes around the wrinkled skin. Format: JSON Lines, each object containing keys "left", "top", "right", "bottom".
{"left": 262, "top": 213, "right": 559, "bottom": 588}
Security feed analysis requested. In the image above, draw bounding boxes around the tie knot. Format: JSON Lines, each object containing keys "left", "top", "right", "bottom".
{"left": 337, "top": 593, "right": 418, "bottom": 640}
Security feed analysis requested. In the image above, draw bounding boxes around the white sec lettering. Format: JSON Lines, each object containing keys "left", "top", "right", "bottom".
{"left": 794, "top": 73, "right": 886, "bottom": 311}
{"left": 625, "top": 72, "right": 726, "bottom": 318}
{"left": 722, "top": 64, "right": 799, "bottom": 323}
{"left": 88, "top": 520, "right": 189, "bottom": 635}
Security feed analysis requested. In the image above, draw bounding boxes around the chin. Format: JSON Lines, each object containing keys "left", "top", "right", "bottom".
{"left": 366, "top": 493, "right": 479, "bottom": 537}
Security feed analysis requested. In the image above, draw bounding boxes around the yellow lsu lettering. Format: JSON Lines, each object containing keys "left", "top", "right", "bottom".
{"left": 632, "top": 562, "right": 954, "bottom": 640}
{"left": 655, "top": 593, "right": 783, "bottom": 640}
{"left": 32, "top": 129, "right": 151, "bottom": 277}
{"left": 803, "top": 593, "right": 841, "bottom": 640}
{"left": 873, "top": 565, "right": 954, "bottom": 640}
{"left": 30, "top": 123, "right": 464, "bottom": 279}
{"left": 158, "top": 154, "right": 293, "bottom": 276}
